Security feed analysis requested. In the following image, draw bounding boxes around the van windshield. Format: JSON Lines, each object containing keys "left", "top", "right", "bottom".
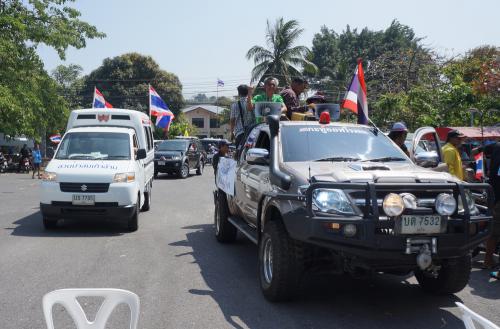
{"left": 55, "top": 132, "right": 131, "bottom": 160}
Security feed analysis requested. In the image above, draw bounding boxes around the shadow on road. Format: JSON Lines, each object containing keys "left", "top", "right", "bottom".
{"left": 7, "top": 211, "right": 126, "bottom": 237}
{"left": 171, "top": 224, "right": 463, "bottom": 329}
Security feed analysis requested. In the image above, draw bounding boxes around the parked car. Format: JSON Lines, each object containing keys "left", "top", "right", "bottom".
{"left": 154, "top": 139, "right": 204, "bottom": 178}
{"left": 214, "top": 111, "right": 493, "bottom": 302}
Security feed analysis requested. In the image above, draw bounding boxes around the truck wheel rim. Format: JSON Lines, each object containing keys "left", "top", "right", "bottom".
{"left": 182, "top": 165, "right": 188, "bottom": 177}
{"left": 263, "top": 238, "right": 273, "bottom": 284}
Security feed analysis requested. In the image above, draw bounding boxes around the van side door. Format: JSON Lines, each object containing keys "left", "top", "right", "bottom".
{"left": 142, "top": 125, "right": 155, "bottom": 183}
{"left": 133, "top": 134, "right": 145, "bottom": 198}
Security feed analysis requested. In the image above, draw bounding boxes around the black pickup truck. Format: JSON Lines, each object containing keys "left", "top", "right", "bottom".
{"left": 214, "top": 113, "right": 494, "bottom": 302}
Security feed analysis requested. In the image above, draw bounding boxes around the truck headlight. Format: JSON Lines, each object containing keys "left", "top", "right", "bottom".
{"left": 172, "top": 156, "right": 181, "bottom": 160}
{"left": 312, "top": 189, "right": 355, "bottom": 215}
{"left": 383, "top": 193, "right": 404, "bottom": 217}
{"left": 113, "top": 172, "right": 135, "bottom": 183}
{"left": 435, "top": 193, "right": 457, "bottom": 215}
{"left": 458, "top": 190, "right": 480, "bottom": 216}
{"left": 42, "top": 171, "right": 57, "bottom": 182}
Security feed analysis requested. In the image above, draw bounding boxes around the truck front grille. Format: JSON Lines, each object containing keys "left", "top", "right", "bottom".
{"left": 60, "top": 182, "right": 110, "bottom": 193}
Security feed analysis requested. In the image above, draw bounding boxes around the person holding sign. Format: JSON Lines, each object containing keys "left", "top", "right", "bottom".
{"left": 213, "top": 140, "right": 229, "bottom": 182}
{"left": 246, "top": 77, "right": 287, "bottom": 116}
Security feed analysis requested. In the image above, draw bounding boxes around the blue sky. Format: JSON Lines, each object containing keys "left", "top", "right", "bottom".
{"left": 38, "top": 0, "right": 500, "bottom": 98}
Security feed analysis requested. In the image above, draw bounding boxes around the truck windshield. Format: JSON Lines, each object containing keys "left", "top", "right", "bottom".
{"left": 55, "top": 132, "right": 131, "bottom": 160}
{"left": 157, "top": 140, "right": 188, "bottom": 151}
{"left": 281, "top": 125, "right": 409, "bottom": 163}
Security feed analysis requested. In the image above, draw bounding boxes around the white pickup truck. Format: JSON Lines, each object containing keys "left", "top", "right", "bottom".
{"left": 40, "top": 109, "right": 155, "bottom": 231}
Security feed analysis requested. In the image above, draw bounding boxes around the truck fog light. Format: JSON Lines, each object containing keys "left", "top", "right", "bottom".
{"left": 435, "top": 193, "right": 456, "bottom": 216}
{"left": 383, "top": 193, "right": 404, "bottom": 217}
{"left": 342, "top": 224, "right": 357, "bottom": 237}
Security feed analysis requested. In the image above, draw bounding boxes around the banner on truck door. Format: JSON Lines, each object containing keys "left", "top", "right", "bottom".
{"left": 216, "top": 157, "right": 237, "bottom": 196}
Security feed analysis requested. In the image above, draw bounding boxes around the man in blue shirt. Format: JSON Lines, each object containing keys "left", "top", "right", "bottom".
{"left": 32, "top": 143, "right": 42, "bottom": 179}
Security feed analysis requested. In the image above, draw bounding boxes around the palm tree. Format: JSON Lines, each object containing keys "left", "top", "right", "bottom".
{"left": 246, "top": 18, "right": 318, "bottom": 86}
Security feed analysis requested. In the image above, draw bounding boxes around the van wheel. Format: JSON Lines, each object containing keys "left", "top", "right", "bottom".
{"left": 179, "top": 163, "right": 189, "bottom": 179}
{"left": 127, "top": 196, "right": 139, "bottom": 232}
{"left": 43, "top": 217, "right": 58, "bottom": 229}
{"left": 196, "top": 161, "right": 204, "bottom": 175}
{"left": 141, "top": 188, "right": 151, "bottom": 211}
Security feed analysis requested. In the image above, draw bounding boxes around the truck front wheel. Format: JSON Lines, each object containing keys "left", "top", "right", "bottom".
{"left": 414, "top": 255, "right": 471, "bottom": 294}
{"left": 259, "top": 220, "right": 302, "bottom": 302}
{"left": 127, "top": 196, "right": 139, "bottom": 232}
{"left": 214, "top": 190, "right": 237, "bottom": 243}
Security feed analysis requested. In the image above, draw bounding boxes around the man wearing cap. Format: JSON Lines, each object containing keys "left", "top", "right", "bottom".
{"left": 388, "top": 122, "right": 410, "bottom": 157}
{"left": 280, "top": 77, "right": 312, "bottom": 119}
{"left": 442, "top": 130, "right": 465, "bottom": 180}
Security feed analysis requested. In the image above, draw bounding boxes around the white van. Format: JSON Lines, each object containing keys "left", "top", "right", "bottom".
{"left": 40, "top": 109, "right": 155, "bottom": 231}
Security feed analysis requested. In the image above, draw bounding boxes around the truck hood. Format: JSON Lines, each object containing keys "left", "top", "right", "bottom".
{"left": 282, "top": 161, "right": 457, "bottom": 183}
{"left": 155, "top": 150, "right": 183, "bottom": 158}
{"left": 45, "top": 159, "right": 133, "bottom": 183}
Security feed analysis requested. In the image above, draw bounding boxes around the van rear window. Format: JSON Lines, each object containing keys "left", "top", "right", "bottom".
{"left": 77, "top": 114, "right": 96, "bottom": 119}
{"left": 112, "top": 115, "right": 130, "bottom": 120}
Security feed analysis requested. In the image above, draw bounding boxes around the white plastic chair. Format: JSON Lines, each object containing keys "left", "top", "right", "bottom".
{"left": 456, "top": 302, "right": 500, "bottom": 329}
{"left": 43, "top": 288, "right": 139, "bottom": 329}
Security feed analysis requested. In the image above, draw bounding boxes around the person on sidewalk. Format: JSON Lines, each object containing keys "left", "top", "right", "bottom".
{"left": 442, "top": 130, "right": 466, "bottom": 180}
{"left": 213, "top": 140, "right": 229, "bottom": 182}
{"left": 31, "top": 143, "right": 42, "bottom": 179}
{"left": 473, "top": 141, "right": 500, "bottom": 269}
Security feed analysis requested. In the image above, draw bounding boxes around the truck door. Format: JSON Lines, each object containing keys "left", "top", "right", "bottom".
{"left": 240, "top": 131, "right": 271, "bottom": 226}
{"left": 410, "top": 127, "right": 444, "bottom": 169}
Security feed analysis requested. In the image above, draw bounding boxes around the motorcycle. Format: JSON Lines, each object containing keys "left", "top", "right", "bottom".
{"left": 19, "top": 156, "right": 31, "bottom": 173}
{"left": 0, "top": 154, "right": 7, "bottom": 173}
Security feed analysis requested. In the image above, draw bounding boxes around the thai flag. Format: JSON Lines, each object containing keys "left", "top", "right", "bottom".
{"left": 341, "top": 59, "right": 369, "bottom": 125}
{"left": 49, "top": 134, "right": 61, "bottom": 144}
{"left": 93, "top": 87, "right": 113, "bottom": 108}
{"left": 149, "top": 86, "right": 174, "bottom": 130}
{"left": 217, "top": 79, "right": 224, "bottom": 87}
{"left": 475, "top": 152, "right": 484, "bottom": 180}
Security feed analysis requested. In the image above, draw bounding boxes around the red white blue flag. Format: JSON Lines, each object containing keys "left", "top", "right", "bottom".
{"left": 217, "top": 79, "right": 224, "bottom": 87}
{"left": 474, "top": 152, "right": 484, "bottom": 180}
{"left": 149, "top": 85, "right": 175, "bottom": 130}
{"left": 341, "top": 59, "right": 369, "bottom": 125}
{"left": 49, "top": 134, "right": 61, "bottom": 144}
{"left": 93, "top": 87, "right": 113, "bottom": 109}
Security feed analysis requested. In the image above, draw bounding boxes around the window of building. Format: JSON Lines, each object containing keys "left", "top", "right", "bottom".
{"left": 210, "top": 118, "right": 220, "bottom": 128}
{"left": 192, "top": 118, "right": 204, "bottom": 128}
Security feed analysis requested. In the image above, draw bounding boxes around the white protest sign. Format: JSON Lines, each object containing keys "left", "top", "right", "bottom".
{"left": 216, "top": 157, "right": 237, "bottom": 196}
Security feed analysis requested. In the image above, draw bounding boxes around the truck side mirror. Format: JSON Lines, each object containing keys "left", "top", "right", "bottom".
{"left": 246, "top": 148, "right": 269, "bottom": 165}
{"left": 136, "top": 148, "right": 147, "bottom": 160}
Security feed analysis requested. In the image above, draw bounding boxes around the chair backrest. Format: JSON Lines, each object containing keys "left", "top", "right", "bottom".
{"left": 43, "top": 288, "right": 140, "bottom": 329}
{"left": 456, "top": 302, "right": 500, "bottom": 329}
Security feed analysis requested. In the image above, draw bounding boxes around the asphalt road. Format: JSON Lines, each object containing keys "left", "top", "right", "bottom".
{"left": 0, "top": 170, "right": 499, "bottom": 329}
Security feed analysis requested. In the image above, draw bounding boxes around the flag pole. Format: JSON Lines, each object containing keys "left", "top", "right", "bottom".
{"left": 92, "top": 86, "right": 96, "bottom": 109}
{"left": 148, "top": 84, "right": 151, "bottom": 121}
{"left": 215, "top": 80, "right": 219, "bottom": 139}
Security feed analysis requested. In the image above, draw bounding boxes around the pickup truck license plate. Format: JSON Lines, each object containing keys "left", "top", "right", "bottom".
{"left": 401, "top": 215, "right": 441, "bottom": 234}
{"left": 158, "top": 161, "right": 165, "bottom": 165}
{"left": 72, "top": 194, "right": 95, "bottom": 206}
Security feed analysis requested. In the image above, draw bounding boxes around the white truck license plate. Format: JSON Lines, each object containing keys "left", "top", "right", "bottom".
{"left": 158, "top": 161, "right": 165, "bottom": 165}
{"left": 401, "top": 215, "right": 441, "bottom": 234}
{"left": 72, "top": 194, "right": 95, "bottom": 206}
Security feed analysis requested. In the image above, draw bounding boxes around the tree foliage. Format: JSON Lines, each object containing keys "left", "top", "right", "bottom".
{"left": 81, "top": 53, "right": 185, "bottom": 115}
{"left": 0, "top": 0, "right": 104, "bottom": 137}
{"left": 247, "top": 18, "right": 317, "bottom": 86}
